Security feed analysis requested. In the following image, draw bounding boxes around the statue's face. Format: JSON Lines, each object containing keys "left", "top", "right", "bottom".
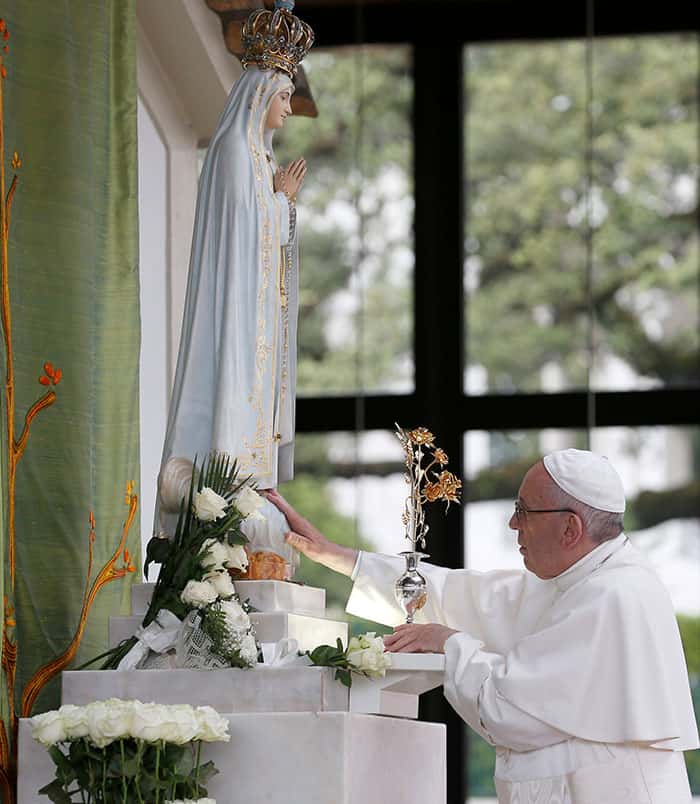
{"left": 265, "top": 87, "right": 293, "bottom": 129}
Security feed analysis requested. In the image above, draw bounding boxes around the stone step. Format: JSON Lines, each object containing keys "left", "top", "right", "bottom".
{"left": 109, "top": 610, "right": 348, "bottom": 655}
{"left": 250, "top": 611, "right": 348, "bottom": 653}
{"left": 61, "top": 667, "right": 349, "bottom": 714}
{"left": 131, "top": 580, "right": 326, "bottom": 617}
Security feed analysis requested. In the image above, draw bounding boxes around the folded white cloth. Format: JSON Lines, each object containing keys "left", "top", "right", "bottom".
{"left": 117, "top": 609, "right": 182, "bottom": 670}
{"left": 260, "top": 638, "right": 312, "bottom": 668}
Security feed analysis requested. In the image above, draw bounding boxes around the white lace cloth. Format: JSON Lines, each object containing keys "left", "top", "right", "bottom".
{"left": 176, "top": 611, "right": 229, "bottom": 669}
{"left": 118, "top": 609, "right": 229, "bottom": 670}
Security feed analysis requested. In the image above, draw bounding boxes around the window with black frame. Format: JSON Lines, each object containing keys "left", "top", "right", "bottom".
{"left": 463, "top": 34, "right": 700, "bottom": 800}
{"left": 275, "top": 45, "right": 415, "bottom": 632}
{"left": 267, "top": 8, "right": 698, "bottom": 799}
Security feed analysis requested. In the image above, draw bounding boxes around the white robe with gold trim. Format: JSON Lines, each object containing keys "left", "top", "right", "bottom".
{"left": 156, "top": 66, "right": 298, "bottom": 538}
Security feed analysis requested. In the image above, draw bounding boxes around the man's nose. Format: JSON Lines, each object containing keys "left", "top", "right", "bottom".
{"left": 508, "top": 512, "right": 519, "bottom": 531}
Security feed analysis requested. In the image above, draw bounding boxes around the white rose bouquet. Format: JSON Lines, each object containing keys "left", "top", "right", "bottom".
{"left": 86, "top": 453, "right": 261, "bottom": 671}
{"left": 346, "top": 632, "right": 393, "bottom": 679}
{"left": 30, "top": 699, "right": 228, "bottom": 803}
{"left": 302, "top": 632, "right": 392, "bottom": 687}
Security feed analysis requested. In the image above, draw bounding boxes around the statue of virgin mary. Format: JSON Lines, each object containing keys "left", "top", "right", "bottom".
{"left": 155, "top": 1, "right": 314, "bottom": 577}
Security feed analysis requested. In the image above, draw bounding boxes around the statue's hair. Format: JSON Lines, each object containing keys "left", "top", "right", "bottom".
{"left": 546, "top": 477, "right": 624, "bottom": 544}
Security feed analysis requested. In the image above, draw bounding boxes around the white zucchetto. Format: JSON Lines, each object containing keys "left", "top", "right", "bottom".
{"left": 543, "top": 448, "right": 626, "bottom": 513}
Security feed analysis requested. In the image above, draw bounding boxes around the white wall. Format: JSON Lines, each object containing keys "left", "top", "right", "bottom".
{"left": 137, "top": 97, "right": 169, "bottom": 546}
{"left": 135, "top": 1, "right": 238, "bottom": 569}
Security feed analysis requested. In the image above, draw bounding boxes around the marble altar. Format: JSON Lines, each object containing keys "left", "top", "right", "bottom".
{"left": 18, "top": 580, "right": 447, "bottom": 803}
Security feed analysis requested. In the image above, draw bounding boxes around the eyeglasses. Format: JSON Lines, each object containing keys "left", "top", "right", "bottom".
{"left": 513, "top": 500, "right": 577, "bottom": 522}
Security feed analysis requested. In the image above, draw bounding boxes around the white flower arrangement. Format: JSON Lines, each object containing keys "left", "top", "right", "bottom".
{"left": 31, "top": 699, "right": 229, "bottom": 748}
{"left": 31, "top": 699, "right": 228, "bottom": 802}
{"left": 303, "top": 632, "right": 392, "bottom": 687}
{"left": 92, "top": 454, "right": 261, "bottom": 671}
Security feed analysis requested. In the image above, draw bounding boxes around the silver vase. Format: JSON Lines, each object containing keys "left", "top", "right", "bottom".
{"left": 394, "top": 551, "right": 429, "bottom": 624}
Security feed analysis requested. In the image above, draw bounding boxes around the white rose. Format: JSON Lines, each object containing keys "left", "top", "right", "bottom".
{"left": 199, "top": 538, "right": 230, "bottom": 572}
{"left": 234, "top": 486, "right": 265, "bottom": 521}
{"left": 223, "top": 543, "right": 248, "bottom": 572}
{"left": 238, "top": 632, "right": 259, "bottom": 665}
{"left": 347, "top": 632, "right": 391, "bottom": 679}
{"left": 181, "top": 579, "right": 218, "bottom": 609}
{"left": 157, "top": 704, "right": 200, "bottom": 745}
{"left": 205, "top": 570, "right": 235, "bottom": 599}
{"left": 30, "top": 709, "right": 68, "bottom": 746}
{"left": 195, "top": 706, "right": 230, "bottom": 743}
{"left": 58, "top": 704, "right": 89, "bottom": 739}
{"left": 193, "top": 487, "right": 228, "bottom": 522}
{"left": 219, "top": 598, "right": 250, "bottom": 631}
{"left": 130, "top": 701, "right": 170, "bottom": 743}
{"left": 86, "top": 699, "right": 134, "bottom": 748}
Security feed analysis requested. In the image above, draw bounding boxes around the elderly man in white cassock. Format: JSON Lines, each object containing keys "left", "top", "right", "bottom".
{"left": 267, "top": 448, "right": 699, "bottom": 803}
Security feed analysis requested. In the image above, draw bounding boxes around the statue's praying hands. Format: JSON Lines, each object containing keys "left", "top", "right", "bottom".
{"left": 274, "top": 158, "right": 306, "bottom": 202}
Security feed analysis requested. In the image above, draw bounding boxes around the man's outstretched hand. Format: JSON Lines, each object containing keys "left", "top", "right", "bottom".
{"left": 264, "top": 489, "right": 358, "bottom": 577}
{"left": 383, "top": 623, "right": 458, "bottom": 654}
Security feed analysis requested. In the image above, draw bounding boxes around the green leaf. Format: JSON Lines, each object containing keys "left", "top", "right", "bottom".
{"left": 196, "top": 759, "right": 219, "bottom": 784}
{"left": 67, "top": 740, "right": 87, "bottom": 764}
{"left": 335, "top": 668, "right": 353, "bottom": 688}
{"left": 227, "top": 530, "right": 249, "bottom": 547}
{"left": 171, "top": 749, "right": 194, "bottom": 777}
{"left": 108, "top": 754, "right": 139, "bottom": 779}
{"left": 47, "top": 745, "right": 74, "bottom": 778}
{"left": 37, "top": 778, "right": 73, "bottom": 804}
{"left": 306, "top": 644, "right": 346, "bottom": 666}
{"left": 144, "top": 536, "right": 172, "bottom": 578}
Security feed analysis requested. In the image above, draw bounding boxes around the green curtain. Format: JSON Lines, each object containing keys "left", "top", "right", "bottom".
{"left": 1, "top": 0, "right": 140, "bottom": 719}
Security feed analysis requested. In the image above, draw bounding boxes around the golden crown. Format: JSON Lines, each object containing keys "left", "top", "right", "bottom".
{"left": 241, "top": 1, "right": 314, "bottom": 80}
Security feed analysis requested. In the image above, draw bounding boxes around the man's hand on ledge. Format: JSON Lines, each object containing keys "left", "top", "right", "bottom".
{"left": 265, "top": 489, "right": 359, "bottom": 577}
{"left": 384, "top": 623, "right": 459, "bottom": 654}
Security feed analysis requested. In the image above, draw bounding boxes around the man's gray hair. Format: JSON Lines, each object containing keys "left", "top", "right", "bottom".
{"left": 547, "top": 481, "right": 624, "bottom": 543}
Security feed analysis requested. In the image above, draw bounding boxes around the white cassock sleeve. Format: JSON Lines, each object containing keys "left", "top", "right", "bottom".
{"left": 443, "top": 634, "right": 570, "bottom": 751}
{"left": 346, "top": 551, "right": 553, "bottom": 650}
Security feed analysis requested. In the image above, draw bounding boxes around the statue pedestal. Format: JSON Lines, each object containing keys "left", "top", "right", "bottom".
{"left": 131, "top": 580, "right": 327, "bottom": 617}
{"left": 19, "top": 580, "right": 447, "bottom": 802}
{"left": 109, "top": 611, "right": 348, "bottom": 655}
{"left": 118, "top": 579, "right": 347, "bottom": 656}
{"left": 19, "top": 712, "right": 445, "bottom": 804}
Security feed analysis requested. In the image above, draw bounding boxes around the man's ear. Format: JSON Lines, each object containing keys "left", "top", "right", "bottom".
{"left": 561, "top": 512, "right": 584, "bottom": 549}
